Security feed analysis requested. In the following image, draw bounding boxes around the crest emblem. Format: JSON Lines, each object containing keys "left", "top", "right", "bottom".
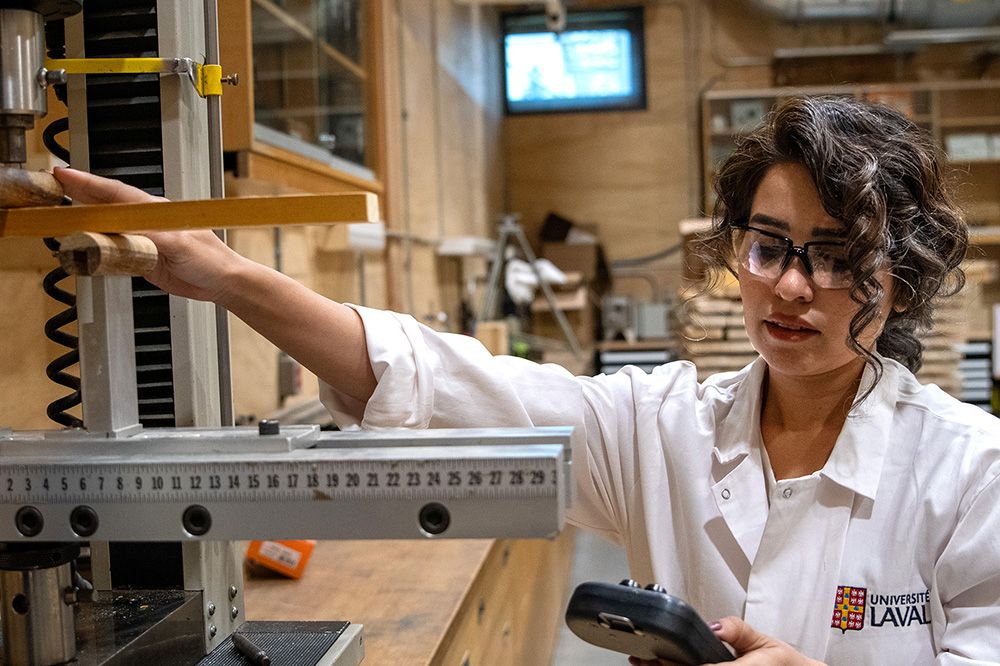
{"left": 831, "top": 585, "right": 866, "bottom": 633}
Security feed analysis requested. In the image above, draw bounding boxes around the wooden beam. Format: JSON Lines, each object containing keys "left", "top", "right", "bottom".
{"left": 970, "top": 225, "right": 1000, "bottom": 246}
{"left": 0, "top": 192, "right": 380, "bottom": 238}
{"left": 219, "top": 0, "right": 254, "bottom": 152}
{"left": 244, "top": 144, "right": 384, "bottom": 194}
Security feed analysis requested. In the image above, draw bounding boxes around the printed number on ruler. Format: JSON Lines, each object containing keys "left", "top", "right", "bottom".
{"left": 1, "top": 459, "right": 559, "bottom": 503}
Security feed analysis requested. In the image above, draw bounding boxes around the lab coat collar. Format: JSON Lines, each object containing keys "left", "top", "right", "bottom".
{"left": 713, "top": 356, "right": 768, "bottom": 466}
{"left": 820, "top": 357, "right": 897, "bottom": 501}
{"left": 713, "top": 354, "right": 897, "bottom": 501}
{"left": 709, "top": 356, "right": 896, "bottom": 565}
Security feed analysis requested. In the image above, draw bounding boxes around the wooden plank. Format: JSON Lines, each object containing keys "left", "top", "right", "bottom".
{"left": 219, "top": 0, "right": 254, "bottom": 152}
{"left": 684, "top": 313, "right": 746, "bottom": 328}
{"left": 687, "top": 298, "right": 743, "bottom": 315}
{"left": 531, "top": 286, "right": 590, "bottom": 312}
{"left": 689, "top": 353, "right": 759, "bottom": 369}
{"left": 509, "top": 533, "right": 576, "bottom": 664}
{"left": 970, "top": 225, "right": 1000, "bottom": 246}
{"left": 596, "top": 339, "right": 677, "bottom": 352}
{"left": 373, "top": 0, "right": 403, "bottom": 309}
{"left": 0, "top": 192, "right": 379, "bottom": 237}
{"left": 246, "top": 144, "right": 384, "bottom": 194}
{"left": 430, "top": 541, "right": 512, "bottom": 666}
{"left": 430, "top": 532, "right": 574, "bottom": 666}
{"left": 365, "top": 0, "right": 387, "bottom": 183}
{"left": 922, "top": 349, "right": 963, "bottom": 363}
{"left": 377, "top": 0, "right": 404, "bottom": 308}
{"left": 683, "top": 325, "right": 725, "bottom": 340}
{"left": 686, "top": 339, "right": 757, "bottom": 355}
{"left": 704, "top": 78, "right": 1000, "bottom": 103}
{"left": 921, "top": 337, "right": 961, "bottom": 350}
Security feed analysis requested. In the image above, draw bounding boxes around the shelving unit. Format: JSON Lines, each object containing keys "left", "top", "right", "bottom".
{"left": 220, "top": 0, "right": 382, "bottom": 192}
{"left": 701, "top": 81, "right": 1000, "bottom": 230}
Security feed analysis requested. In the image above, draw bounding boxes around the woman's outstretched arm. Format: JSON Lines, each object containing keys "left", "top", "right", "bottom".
{"left": 52, "top": 167, "right": 377, "bottom": 405}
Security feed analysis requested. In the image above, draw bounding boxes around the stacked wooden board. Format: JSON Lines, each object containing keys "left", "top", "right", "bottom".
{"left": 916, "top": 302, "right": 966, "bottom": 398}
{"left": 678, "top": 275, "right": 758, "bottom": 381}
{"left": 917, "top": 260, "right": 998, "bottom": 401}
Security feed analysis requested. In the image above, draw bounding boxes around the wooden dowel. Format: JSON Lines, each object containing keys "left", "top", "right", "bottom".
{"left": 55, "top": 232, "right": 159, "bottom": 276}
{"left": 0, "top": 167, "right": 64, "bottom": 208}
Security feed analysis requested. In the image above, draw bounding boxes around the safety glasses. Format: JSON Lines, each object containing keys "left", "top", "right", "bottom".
{"left": 732, "top": 224, "right": 852, "bottom": 289}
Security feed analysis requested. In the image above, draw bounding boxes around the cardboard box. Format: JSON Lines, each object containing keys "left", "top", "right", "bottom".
{"left": 543, "top": 242, "right": 599, "bottom": 281}
{"left": 532, "top": 285, "right": 598, "bottom": 349}
{"left": 475, "top": 320, "right": 510, "bottom": 355}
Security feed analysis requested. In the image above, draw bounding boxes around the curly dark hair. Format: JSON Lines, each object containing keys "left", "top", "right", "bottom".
{"left": 699, "top": 95, "right": 968, "bottom": 389}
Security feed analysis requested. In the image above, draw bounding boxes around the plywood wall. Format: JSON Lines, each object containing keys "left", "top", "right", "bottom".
{"left": 381, "top": 0, "right": 504, "bottom": 322}
{"left": 0, "top": 240, "right": 82, "bottom": 430}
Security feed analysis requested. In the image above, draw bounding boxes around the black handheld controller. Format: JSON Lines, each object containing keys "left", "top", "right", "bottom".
{"left": 565, "top": 580, "right": 735, "bottom": 664}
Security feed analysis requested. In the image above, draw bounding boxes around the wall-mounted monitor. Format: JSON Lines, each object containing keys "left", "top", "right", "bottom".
{"left": 502, "top": 7, "right": 646, "bottom": 115}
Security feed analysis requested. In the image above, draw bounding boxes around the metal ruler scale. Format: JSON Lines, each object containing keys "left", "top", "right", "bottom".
{"left": 0, "top": 427, "right": 573, "bottom": 542}
{"left": 0, "top": 450, "right": 562, "bottom": 503}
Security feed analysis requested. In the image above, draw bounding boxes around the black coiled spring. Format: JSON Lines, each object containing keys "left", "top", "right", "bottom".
{"left": 40, "top": 17, "right": 81, "bottom": 428}
{"left": 42, "top": 238, "right": 83, "bottom": 428}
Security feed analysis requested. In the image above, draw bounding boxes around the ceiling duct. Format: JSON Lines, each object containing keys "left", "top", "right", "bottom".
{"left": 748, "top": 0, "right": 1000, "bottom": 27}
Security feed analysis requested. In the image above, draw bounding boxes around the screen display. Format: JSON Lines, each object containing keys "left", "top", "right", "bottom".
{"left": 503, "top": 9, "right": 645, "bottom": 115}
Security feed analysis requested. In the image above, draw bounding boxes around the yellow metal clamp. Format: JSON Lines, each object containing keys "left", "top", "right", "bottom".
{"left": 44, "top": 57, "right": 231, "bottom": 98}
{"left": 199, "top": 64, "right": 223, "bottom": 97}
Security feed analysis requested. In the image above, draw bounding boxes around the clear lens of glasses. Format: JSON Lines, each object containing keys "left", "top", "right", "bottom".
{"left": 733, "top": 227, "right": 852, "bottom": 289}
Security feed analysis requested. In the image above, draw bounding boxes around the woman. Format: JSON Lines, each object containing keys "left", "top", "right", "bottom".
{"left": 54, "top": 96, "right": 1000, "bottom": 664}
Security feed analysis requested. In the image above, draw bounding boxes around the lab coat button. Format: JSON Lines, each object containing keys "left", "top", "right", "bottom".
{"left": 782, "top": 487, "right": 793, "bottom": 499}
{"left": 721, "top": 488, "right": 731, "bottom": 500}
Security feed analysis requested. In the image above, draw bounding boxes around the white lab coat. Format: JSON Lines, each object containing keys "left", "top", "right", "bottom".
{"left": 321, "top": 306, "right": 1000, "bottom": 665}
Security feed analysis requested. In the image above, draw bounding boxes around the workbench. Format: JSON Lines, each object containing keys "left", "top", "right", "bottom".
{"left": 245, "top": 532, "right": 575, "bottom": 665}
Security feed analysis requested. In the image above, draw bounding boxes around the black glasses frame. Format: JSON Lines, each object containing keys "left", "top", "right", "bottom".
{"left": 733, "top": 223, "right": 850, "bottom": 286}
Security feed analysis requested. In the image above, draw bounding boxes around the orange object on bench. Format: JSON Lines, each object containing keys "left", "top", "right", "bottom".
{"left": 246, "top": 540, "right": 316, "bottom": 579}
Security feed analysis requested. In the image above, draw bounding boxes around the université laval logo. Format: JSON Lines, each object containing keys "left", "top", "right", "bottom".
{"left": 831, "top": 585, "right": 866, "bottom": 632}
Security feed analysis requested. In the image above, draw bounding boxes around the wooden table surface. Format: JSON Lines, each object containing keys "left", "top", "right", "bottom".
{"left": 244, "top": 539, "right": 496, "bottom": 665}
